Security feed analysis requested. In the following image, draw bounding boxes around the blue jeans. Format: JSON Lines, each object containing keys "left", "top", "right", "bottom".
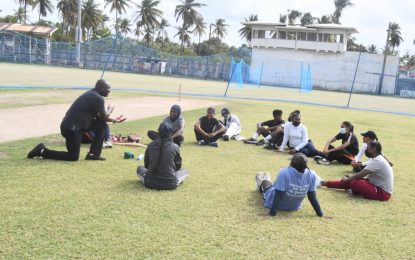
{"left": 297, "top": 141, "right": 319, "bottom": 157}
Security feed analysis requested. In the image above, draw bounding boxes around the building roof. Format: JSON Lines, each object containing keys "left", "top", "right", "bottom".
{"left": 242, "top": 21, "right": 358, "bottom": 34}
{"left": 0, "top": 23, "right": 57, "bottom": 37}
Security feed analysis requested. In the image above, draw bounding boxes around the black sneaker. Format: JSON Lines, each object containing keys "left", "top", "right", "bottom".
{"left": 264, "top": 143, "right": 277, "bottom": 150}
{"left": 27, "top": 143, "right": 45, "bottom": 158}
{"left": 223, "top": 135, "right": 230, "bottom": 141}
{"left": 85, "top": 153, "right": 106, "bottom": 161}
{"left": 256, "top": 139, "right": 265, "bottom": 146}
{"left": 208, "top": 142, "right": 219, "bottom": 147}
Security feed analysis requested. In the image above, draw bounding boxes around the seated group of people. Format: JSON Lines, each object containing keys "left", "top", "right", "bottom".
{"left": 26, "top": 80, "right": 394, "bottom": 218}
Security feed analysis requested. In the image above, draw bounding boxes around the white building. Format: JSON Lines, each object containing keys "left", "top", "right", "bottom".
{"left": 243, "top": 21, "right": 399, "bottom": 94}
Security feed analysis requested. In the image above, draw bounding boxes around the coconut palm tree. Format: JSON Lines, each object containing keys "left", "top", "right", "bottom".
{"left": 156, "top": 18, "right": 169, "bottom": 43}
{"left": 17, "top": 0, "right": 36, "bottom": 24}
{"left": 288, "top": 10, "right": 302, "bottom": 25}
{"left": 300, "top": 13, "right": 314, "bottom": 26}
{"left": 105, "top": 0, "right": 131, "bottom": 35}
{"left": 389, "top": 22, "right": 403, "bottom": 52}
{"left": 174, "top": 0, "right": 206, "bottom": 30}
{"left": 367, "top": 44, "right": 377, "bottom": 54}
{"left": 134, "top": 21, "right": 143, "bottom": 40}
{"left": 134, "top": 0, "right": 163, "bottom": 43}
{"left": 238, "top": 14, "right": 258, "bottom": 44}
{"left": 57, "top": 0, "right": 78, "bottom": 36}
{"left": 32, "top": 0, "right": 54, "bottom": 23}
{"left": 211, "top": 18, "right": 228, "bottom": 40}
{"left": 193, "top": 17, "right": 206, "bottom": 45}
{"left": 13, "top": 7, "right": 25, "bottom": 24}
{"left": 175, "top": 25, "right": 192, "bottom": 54}
{"left": 82, "top": 0, "right": 102, "bottom": 41}
{"left": 120, "top": 18, "right": 132, "bottom": 39}
{"left": 332, "top": 0, "right": 353, "bottom": 24}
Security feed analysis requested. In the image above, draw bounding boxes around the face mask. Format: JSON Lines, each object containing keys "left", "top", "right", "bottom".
{"left": 292, "top": 121, "right": 300, "bottom": 127}
{"left": 339, "top": 128, "right": 347, "bottom": 134}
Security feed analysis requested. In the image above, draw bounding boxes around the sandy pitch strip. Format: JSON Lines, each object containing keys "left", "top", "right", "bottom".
{"left": 0, "top": 96, "right": 224, "bottom": 143}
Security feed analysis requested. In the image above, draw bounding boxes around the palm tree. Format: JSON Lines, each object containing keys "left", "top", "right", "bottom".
{"left": 332, "top": 0, "right": 353, "bottom": 24}
{"left": 288, "top": 10, "right": 302, "bottom": 25}
{"left": 156, "top": 18, "right": 169, "bottom": 42}
{"left": 142, "top": 25, "right": 154, "bottom": 44}
{"left": 211, "top": 18, "right": 228, "bottom": 40}
{"left": 32, "top": 0, "right": 54, "bottom": 23}
{"left": 318, "top": 15, "right": 332, "bottom": 24}
{"left": 120, "top": 18, "right": 132, "bottom": 39}
{"left": 174, "top": 0, "right": 206, "bottom": 30}
{"left": 82, "top": 0, "right": 102, "bottom": 41}
{"left": 13, "top": 7, "right": 25, "bottom": 24}
{"left": 300, "top": 13, "right": 314, "bottom": 26}
{"left": 175, "top": 25, "right": 192, "bottom": 54}
{"left": 135, "top": 0, "right": 163, "bottom": 43}
{"left": 134, "top": 21, "right": 143, "bottom": 40}
{"left": 105, "top": 0, "right": 131, "bottom": 35}
{"left": 17, "top": 0, "right": 36, "bottom": 24}
{"left": 193, "top": 17, "right": 206, "bottom": 46}
{"left": 367, "top": 44, "right": 377, "bottom": 54}
{"left": 57, "top": 0, "right": 78, "bottom": 36}
{"left": 239, "top": 14, "right": 258, "bottom": 44}
{"left": 389, "top": 22, "right": 403, "bottom": 52}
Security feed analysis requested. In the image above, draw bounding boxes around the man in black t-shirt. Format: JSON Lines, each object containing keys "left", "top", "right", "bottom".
{"left": 245, "top": 109, "right": 285, "bottom": 147}
{"left": 27, "top": 79, "right": 126, "bottom": 161}
{"left": 194, "top": 107, "right": 225, "bottom": 147}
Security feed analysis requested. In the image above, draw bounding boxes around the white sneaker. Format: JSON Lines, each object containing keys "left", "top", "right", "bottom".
{"left": 103, "top": 141, "right": 113, "bottom": 148}
{"left": 255, "top": 171, "right": 271, "bottom": 191}
{"left": 198, "top": 140, "right": 205, "bottom": 145}
{"left": 316, "top": 158, "right": 330, "bottom": 165}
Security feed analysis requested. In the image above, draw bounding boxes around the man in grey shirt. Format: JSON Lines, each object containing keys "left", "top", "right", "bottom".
{"left": 147, "top": 105, "right": 185, "bottom": 146}
{"left": 321, "top": 141, "right": 393, "bottom": 201}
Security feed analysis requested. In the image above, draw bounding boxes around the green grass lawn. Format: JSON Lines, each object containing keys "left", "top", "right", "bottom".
{"left": 1, "top": 90, "right": 415, "bottom": 258}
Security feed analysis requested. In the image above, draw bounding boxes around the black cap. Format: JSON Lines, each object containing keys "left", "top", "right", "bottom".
{"left": 361, "top": 130, "right": 378, "bottom": 140}
{"left": 221, "top": 108, "right": 230, "bottom": 115}
{"left": 158, "top": 122, "right": 173, "bottom": 138}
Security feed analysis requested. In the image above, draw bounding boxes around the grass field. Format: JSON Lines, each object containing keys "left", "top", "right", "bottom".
{"left": 1, "top": 63, "right": 415, "bottom": 115}
{"left": 1, "top": 64, "right": 415, "bottom": 258}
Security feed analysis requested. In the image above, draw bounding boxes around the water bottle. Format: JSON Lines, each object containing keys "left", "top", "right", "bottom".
{"left": 137, "top": 154, "right": 144, "bottom": 160}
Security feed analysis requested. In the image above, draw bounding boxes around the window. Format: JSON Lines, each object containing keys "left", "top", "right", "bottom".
{"left": 265, "top": 30, "right": 277, "bottom": 39}
{"left": 257, "top": 30, "right": 265, "bottom": 39}
{"left": 297, "top": 32, "right": 306, "bottom": 41}
{"left": 307, "top": 33, "right": 317, "bottom": 41}
{"left": 287, "top": 32, "right": 296, "bottom": 40}
{"left": 278, "top": 31, "right": 287, "bottom": 39}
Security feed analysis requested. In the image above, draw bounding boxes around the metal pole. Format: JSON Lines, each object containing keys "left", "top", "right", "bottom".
{"left": 347, "top": 48, "right": 362, "bottom": 108}
{"left": 258, "top": 61, "right": 263, "bottom": 88}
{"left": 378, "top": 27, "right": 390, "bottom": 95}
{"left": 224, "top": 59, "right": 238, "bottom": 97}
{"left": 76, "top": 0, "right": 82, "bottom": 66}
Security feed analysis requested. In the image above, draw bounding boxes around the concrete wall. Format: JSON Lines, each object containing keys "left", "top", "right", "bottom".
{"left": 250, "top": 48, "right": 399, "bottom": 94}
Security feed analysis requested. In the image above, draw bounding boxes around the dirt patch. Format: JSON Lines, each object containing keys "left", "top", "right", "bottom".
{"left": 0, "top": 96, "right": 224, "bottom": 143}
{"left": 0, "top": 152, "right": 8, "bottom": 159}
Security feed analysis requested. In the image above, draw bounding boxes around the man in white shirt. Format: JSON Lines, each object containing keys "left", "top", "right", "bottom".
{"left": 321, "top": 141, "right": 394, "bottom": 201}
{"left": 278, "top": 112, "right": 319, "bottom": 157}
{"left": 220, "top": 108, "right": 241, "bottom": 141}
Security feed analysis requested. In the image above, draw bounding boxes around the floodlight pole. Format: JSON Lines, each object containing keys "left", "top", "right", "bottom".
{"left": 378, "top": 27, "right": 390, "bottom": 95}
{"left": 76, "top": 0, "right": 82, "bottom": 66}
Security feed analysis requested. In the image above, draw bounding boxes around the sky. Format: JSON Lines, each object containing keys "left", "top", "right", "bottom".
{"left": 1, "top": 0, "right": 415, "bottom": 54}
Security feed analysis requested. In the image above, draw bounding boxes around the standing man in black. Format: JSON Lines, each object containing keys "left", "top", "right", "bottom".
{"left": 27, "top": 79, "right": 126, "bottom": 161}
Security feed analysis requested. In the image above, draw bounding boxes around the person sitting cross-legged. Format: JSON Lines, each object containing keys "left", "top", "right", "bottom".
{"left": 321, "top": 141, "right": 393, "bottom": 201}
{"left": 147, "top": 104, "right": 185, "bottom": 146}
{"left": 256, "top": 153, "right": 324, "bottom": 217}
{"left": 137, "top": 122, "right": 189, "bottom": 190}
{"left": 220, "top": 108, "right": 241, "bottom": 141}
{"left": 194, "top": 107, "right": 226, "bottom": 147}
{"left": 245, "top": 109, "right": 285, "bottom": 148}
{"left": 314, "top": 121, "right": 359, "bottom": 165}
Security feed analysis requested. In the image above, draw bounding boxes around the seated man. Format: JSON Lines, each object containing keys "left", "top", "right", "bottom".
{"left": 321, "top": 141, "right": 393, "bottom": 201}
{"left": 278, "top": 112, "right": 319, "bottom": 157}
{"left": 220, "top": 108, "right": 241, "bottom": 141}
{"left": 194, "top": 107, "right": 225, "bottom": 147}
{"left": 245, "top": 109, "right": 285, "bottom": 148}
{"left": 137, "top": 122, "right": 189, "bottom": 190}
{"left": 256, "top": 153, "right": 323, "bottom": 217}
{"left": 148, "top": 105, "right": 185, "bottom": 146}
